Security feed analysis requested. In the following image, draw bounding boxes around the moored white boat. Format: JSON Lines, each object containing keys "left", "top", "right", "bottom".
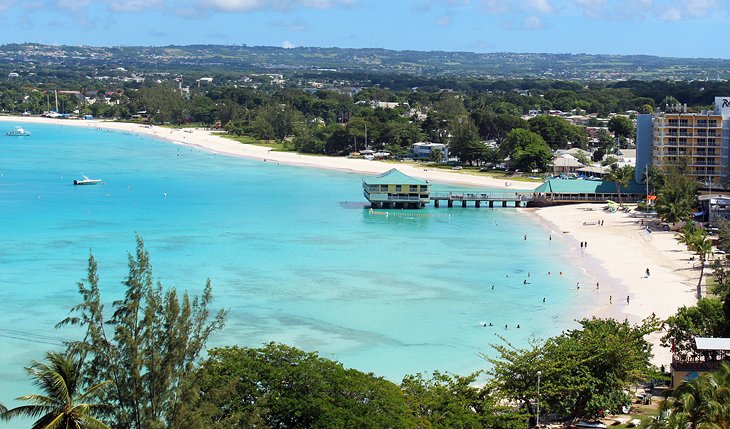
{"left": 73, "top": 175, "right": 101, "bottom": 185}
{"left": 7, "top": 126, "right": 31, "bottom": 136}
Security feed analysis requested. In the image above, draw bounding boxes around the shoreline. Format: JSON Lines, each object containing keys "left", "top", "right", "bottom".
{"left": 4, "top": 116, "right": 697, "bottom": 368}
{"left": 0, "top": 116, "right": 528, "bottom": 190}
{"left": 532, "top": 204, "right": 699, "bottom": 368}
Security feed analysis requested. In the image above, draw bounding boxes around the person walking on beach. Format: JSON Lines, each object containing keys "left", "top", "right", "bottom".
{"left": 626, "top": 295, "right": 630, "bottom": 304}
{"left": 645, "top": 268, "right": 650, "bottom": 277}
{"left": 609, "top": 295, "right": 612, "bottom": 304}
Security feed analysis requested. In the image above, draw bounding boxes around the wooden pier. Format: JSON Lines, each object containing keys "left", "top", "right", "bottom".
{"left": 430, "top": 191, "right": 531, "bottom": 208}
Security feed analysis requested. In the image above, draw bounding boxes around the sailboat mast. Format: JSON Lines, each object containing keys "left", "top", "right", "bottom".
{"left": 55, "top": 90, "right": 59, "bottom": 113}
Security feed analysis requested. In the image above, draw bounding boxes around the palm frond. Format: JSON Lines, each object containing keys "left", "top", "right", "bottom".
{"left": 2, "top": 405, "right": 57, "bottom": 420}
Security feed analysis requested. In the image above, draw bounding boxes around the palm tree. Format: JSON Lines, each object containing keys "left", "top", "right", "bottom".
{"left": 677, "top": 224, "right": 713, "bottom": 298}
{"left": 651, "top": 362, "right": 730, "bottom": 429}
{"left": 605, "top": 164, "right": 634, "bottom": 206}
{"left": 1, "top": 351, "right": 111, "bottom": 429}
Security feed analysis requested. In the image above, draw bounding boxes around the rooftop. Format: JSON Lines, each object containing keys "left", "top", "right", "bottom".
{"left": 534, "top": 178, "right": 645, "bottom": 194}
{"left": 362, "top": 168, "right": 428, "bottom": 186}
{"left": 695, "top": 337, "right": 730, "bottom": 351}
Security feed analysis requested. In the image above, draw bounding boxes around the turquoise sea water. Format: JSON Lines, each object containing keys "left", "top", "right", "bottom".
{"left": 0, "top": 122, "right": 590, "bottom": 422}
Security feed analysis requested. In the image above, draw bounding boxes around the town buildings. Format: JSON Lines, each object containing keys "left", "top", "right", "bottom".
{"left": 636, "top": 97, "right": 730, "bottom": 189}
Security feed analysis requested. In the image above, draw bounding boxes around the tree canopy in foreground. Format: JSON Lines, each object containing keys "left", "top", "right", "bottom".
{"left": 486, "top": 317, "right": 660, "bottom": 420}
{"left": 57, "top": 236, "right": 227, "bottom": 429}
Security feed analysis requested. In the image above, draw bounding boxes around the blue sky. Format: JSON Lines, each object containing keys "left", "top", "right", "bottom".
{"left": 0, "top": 0, "right": 728, "bottom": 58}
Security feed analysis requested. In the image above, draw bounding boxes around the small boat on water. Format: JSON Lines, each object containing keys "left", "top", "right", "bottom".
{"left": 7, "top": 126, "right": 31, "bottom": 136}
{"left": 73, "top": 175, "right": 101, "bottom": 186}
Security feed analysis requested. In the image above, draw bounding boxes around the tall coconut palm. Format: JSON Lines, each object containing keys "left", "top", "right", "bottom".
{"left": 605, "top": 164, "right": 634, "bottom": 206}
{"left": 677, "top": 224, "right": 713, "bottom": 298}
{"left": 651, "top": 362, "right": 730, "bottom": 429}
{"left": 1, "top": 351, "right": 111, "bottom": 429}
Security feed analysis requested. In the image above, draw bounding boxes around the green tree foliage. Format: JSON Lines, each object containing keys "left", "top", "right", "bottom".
{"left": 57, "top": 236, "right": 227, "bottom": 429}
{"left": 194, "top": 343, "right": 415, "bottom": 429}
{"left": 1, "top": 351, "right": 111, "bottom": 429}
{"left": 604, "top": 164, "right": 636, "bottom": 205}
{"left": 254, "top": 103, "right": 300, "bottom": 143}
{"left": 527, "top": 115, "right": 587, "bottom": 149}
{"left": 676, "top": 223, "right": 713, "bottom": 298}
{"left": 135, "top": 84, "right": 189, "bottom": 124}
{"left": 401, "top": 372, "right": 526, "bottom": 429}
{"left": 189, "top": 95, "right": 218, "bottom": 125}
{"left": 450, "top": 117, "right": 489, "bottom": 165}
{"left": 661, "top": 298, "right": 728, "bottom": 361}
{"left": 487, "top": 317, "right": 660, "bottom": 420}
{"left": 644, "top": 165, "right": 666, "bottom": 195}
{"left": 608, "top": 116, "right": 635, "bottom": 139}
{"left": 429, "top": 147, "right": 444, "bottom": 163}
{"left": 500, "top": 129, "right": 552, "bottom": 172}
{"left": 471, "top": 111, "right": 527, "bottom": 143}
{"left": 655, "top": 168, "right": 699, "bottom": 224}
{"left": 650, "top": 362, "right": 730, "bottom": 429}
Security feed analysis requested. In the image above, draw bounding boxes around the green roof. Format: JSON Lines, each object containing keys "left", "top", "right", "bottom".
{"left": 362, "top": 169, "right": 428, "bottom": 186}
{"left": 533, "top": 179, "right": 645, "bottom": 194}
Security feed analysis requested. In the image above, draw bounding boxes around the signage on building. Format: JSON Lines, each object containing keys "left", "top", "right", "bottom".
{"left": 715, "top": 97, "right": 730, "bottom": 118}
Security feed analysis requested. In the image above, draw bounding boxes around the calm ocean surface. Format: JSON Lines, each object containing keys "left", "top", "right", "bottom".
{"left": 0, "top": 122, "right": 590, "bottom": 418}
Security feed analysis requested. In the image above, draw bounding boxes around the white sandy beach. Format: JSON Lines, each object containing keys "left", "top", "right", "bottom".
{"left": 533, "top": 204, "right": 700, "bottom": 368}
{"left": 0, "top": 116, "right": 522, "bottom": 189}
{"left": 3, "top": 116, "right": 699, "bottom": 368}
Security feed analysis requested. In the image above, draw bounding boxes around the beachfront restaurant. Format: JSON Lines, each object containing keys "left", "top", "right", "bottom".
{"left": 362, "top": 168, "right": 430, "bottom": 209}
{"left": 530, "top": 178, "right": 646, "bottom": 205}
{"left": 670, "top": 337, "right": 730, "bottom": 387}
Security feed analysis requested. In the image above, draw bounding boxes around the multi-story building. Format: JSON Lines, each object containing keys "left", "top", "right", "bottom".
{"left": 635, "top": 97, "right": 730, "bottom": 189}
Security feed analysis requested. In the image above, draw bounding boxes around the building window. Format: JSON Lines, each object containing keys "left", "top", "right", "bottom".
{"left": 395, "top": 185, "right": 402, "bottom": 192}
{"left": 420, "top": 185, "right": 428, "bottom": 192}
{"left": 409, "top": 185, "right": 418, "bottom": 192}
{"left": 380, "top": 185, "right": 388, "bottom": 192}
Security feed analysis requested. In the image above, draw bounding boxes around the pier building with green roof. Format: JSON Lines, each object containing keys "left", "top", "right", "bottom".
{"left": 362, "top": 169, "right": 430, "bottom": 209}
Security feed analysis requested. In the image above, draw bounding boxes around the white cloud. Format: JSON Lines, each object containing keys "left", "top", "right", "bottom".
{"left": 660, "top": 6, "right": 682, "bottom": 21}
{"left": 282, "top": 40, "right": 296, "bottom": 48}
{"left": 572, "top": 0, "right": 606, "bottom": 17}
{"left": 526, "top": 0, "right": 552, "bottom": 14}
{"left": 57, "top": 0, "right": 90, "bottom": 10}
{"left": 436, "top": 14, "right": 452, "bottom": 26}
{"left": 200, "top": 0, "right": 355, "bottom": 12}
{"left": 523, "top": 15, "right": 543, "bottom": 29}
{"left": 108, "top": 0, "right": 162, "bottom": 12}
{"left": 685, "top": 0, "right": 719, "bottom": 17}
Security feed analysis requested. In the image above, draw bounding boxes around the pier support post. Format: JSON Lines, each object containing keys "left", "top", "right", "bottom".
{"left": 448, "top": 200, "right": 453, "bottom": 208}
{"left": 489, "top": 201, "right": 494, "bottom": 208}
{"left": 502, "top": 201, "right": 507, "bottom": 207}
{"left": 515, "top": 201, "right": 520, "bottom": 207}
{"left": 462, "top": 201, "right": 467, "bottom": 208}
{"left": 475, "top": 201, "right": 481, "bottom": 208}
{"left": 434, "top": 200, "right": 439, "bottom": 208}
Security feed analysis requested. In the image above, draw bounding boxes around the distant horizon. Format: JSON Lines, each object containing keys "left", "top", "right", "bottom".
{"left": 6, "top": 41, "right": 730, "bottom": 63}
{"left": 0, "top": 1, "right": 728, "bottom": 60}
